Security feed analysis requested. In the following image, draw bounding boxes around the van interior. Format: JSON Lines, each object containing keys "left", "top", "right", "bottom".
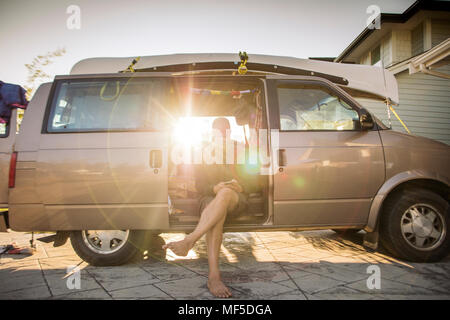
{"left": 166, "top": 78, "right": 269, "bottom": 226}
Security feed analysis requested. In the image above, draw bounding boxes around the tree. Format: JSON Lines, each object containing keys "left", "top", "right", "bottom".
{"left": 19, "top": 48, "right": 66, "bottom": 126}
{"left": 24, "top": 47, "right": 66, "bottom": 99}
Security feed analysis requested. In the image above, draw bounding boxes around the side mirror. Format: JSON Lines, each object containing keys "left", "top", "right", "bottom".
{"left": 360, "top": 112, "right": 374, "bottom": 130}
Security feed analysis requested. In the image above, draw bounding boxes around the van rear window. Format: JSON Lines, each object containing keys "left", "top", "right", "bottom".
{"left": 47, "top": 78, "right": 168, "bottom": 132}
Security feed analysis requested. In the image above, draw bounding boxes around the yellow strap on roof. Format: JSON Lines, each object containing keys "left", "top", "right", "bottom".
{"left": 389, "top": 105, "right": 411, "bottom": 134}
{"left": 123, "top": 57, "right": 141, "bottom": 73}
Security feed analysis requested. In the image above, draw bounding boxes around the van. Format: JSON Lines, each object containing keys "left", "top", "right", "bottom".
{"left": 1, "top": 54, "right": 449, "bottom": 265}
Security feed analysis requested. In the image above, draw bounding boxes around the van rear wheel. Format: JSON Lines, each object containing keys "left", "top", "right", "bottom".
{"left": 380, "top": 188, "right": 449, "bottom": 262}
{"left": 70, "top": 230, "right": 144, "bottom": 266}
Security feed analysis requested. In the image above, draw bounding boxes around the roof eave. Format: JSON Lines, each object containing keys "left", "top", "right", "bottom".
{"left": 334, "top": 0, "right": 450, "bottom": 63}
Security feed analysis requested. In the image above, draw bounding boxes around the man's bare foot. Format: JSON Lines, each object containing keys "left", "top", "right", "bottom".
{"left": 207, "top": 277, "right": 232, "bottom": 298}
{"left": 162, "top": 238, "right": 193, "bottom": 256}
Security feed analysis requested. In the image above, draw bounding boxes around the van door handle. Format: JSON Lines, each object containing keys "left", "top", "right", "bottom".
{"left": 278, "top": 149, "right": 287, "bottom": 167}
{"left": 150, "top": 150, "right": 162, "bottom": 168}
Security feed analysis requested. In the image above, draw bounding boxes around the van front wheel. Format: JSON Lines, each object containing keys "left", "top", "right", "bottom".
{"left": 70, "top": 230, "right": 143, "bottom": 266}
{"left": 380, "top": 188, "right": 449, "bottom": 262}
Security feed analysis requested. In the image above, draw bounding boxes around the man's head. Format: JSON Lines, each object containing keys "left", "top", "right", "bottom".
{"left": 212, "top": 117, "right": 230, "bottom": 139}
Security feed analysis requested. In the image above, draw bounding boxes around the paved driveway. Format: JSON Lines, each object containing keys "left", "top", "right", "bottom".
{"left": 1, "top": 230, "right": 449, "bottom": 300}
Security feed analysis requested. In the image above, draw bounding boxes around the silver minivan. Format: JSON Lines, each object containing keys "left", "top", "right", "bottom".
{"left": 1, "top": 54, "right": 449, "bottom": 265}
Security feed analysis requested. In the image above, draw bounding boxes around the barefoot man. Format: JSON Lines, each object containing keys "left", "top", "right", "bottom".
{"left": 163, "top": 117, "right": 252, "bottom": 298}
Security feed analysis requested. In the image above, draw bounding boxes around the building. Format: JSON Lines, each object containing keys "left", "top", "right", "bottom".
{"left": 335, "top": 0, "right": 450, "bottom": 145}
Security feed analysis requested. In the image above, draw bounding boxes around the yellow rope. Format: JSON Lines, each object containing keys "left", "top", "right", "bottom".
{"left": 389, "top": 105, "right": 411, "bottom": 134}
{"left": 99, "top": 81, "right": 120, "bottom": 101}
{"left": 99, "top": 57, "right": 141, "bottom": 101}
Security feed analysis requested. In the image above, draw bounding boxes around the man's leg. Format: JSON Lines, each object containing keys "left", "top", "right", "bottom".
{"left": 162, "top": 188, "right": 238, "bottom": 256}
{"left": 206, "top": 214, "right": 232, "bottom": 298}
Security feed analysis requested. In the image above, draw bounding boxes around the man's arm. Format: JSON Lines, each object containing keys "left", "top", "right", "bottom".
{"left": 214, "top": 180, "right": 243, "bottom": 194}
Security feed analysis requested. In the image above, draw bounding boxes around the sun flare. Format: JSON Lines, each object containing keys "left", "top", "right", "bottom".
{"left": 171, "top": 116, "right": 247, "bottom": 146}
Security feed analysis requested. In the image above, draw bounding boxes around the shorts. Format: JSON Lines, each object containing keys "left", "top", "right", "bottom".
{"left": 199, "top": 191, "right": 248, "bottom": 218}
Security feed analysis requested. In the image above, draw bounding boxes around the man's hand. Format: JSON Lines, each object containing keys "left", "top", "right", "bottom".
{"left": 213, "top": 179, "right": 243, "bottom": 194}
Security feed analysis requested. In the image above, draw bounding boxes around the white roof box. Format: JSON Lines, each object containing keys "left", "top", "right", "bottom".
{"left": 70, "top": 53, "right": 399, "bottom": 103}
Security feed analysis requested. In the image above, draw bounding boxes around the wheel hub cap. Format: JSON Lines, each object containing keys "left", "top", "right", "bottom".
{"left": 82, "top": 230, "right": 129, "bottom": 254}
{"left": 400, "top": 204, "right": 446, "bottom": 251}
{"left": 412, "top": 215, "right": 433, "bottom": 237}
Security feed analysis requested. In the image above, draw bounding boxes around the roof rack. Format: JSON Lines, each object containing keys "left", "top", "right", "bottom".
{"left": 135, "top": 61, "right": 348, "bottom": 85}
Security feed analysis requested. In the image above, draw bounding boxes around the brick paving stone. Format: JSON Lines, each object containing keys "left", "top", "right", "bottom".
{"left": 310, "top": 285, "right": 378, "bottom": 300}
{"left": 0, "top": 272, "right": 47, "bottom": 294}
{"left": 1, "top": 230, "right": 449, "bottom": 300}
{"left": 228, "top": 280, "right": 293, "bottom": 298}
{"left": 290, "top": 273, "right": 346, "bottom": 294}
{"left": 345, "top": 278, "right": 439, "bottom": 295}
{"left": 44, "top": 270, "right": 102, "bottom": 296}
{"left": 0, "top": 285, "right": 51, "bottom": 299}
{"left": 85, "top": 265, "right": 160, "bottom": 291}
{"left": 140, "top": 261, "right": 198, "bottom": 281}
{"left": 153, "top": 276, "right": 211, "bottom": 299}
{"left": 109, "top": 284, "right": 171, "bottom": 299}
{"left": 51, "top": 288, "right": 111, "bottom": 300}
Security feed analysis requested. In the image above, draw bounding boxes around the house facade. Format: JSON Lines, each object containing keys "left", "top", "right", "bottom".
{"left": 335, "top": 0, "right": 450, "bottom": 145}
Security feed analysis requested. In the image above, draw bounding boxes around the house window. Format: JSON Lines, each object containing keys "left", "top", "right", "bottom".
{"left": 371, "top": 45, "right": 381, "bottom": 65}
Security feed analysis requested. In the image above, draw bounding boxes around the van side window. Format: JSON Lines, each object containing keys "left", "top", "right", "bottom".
{"left": 0, "top": 123, "right": 8, "bottom": 138}
{"left": 47, "top": 78, "right": 168, "bottom": 132}
{"left": 277, "top": 83, "right": 359, "bottom": 131}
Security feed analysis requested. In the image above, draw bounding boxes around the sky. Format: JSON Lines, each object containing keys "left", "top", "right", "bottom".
{"left": 0, "top": 0, "right": 415, "bottom": 87}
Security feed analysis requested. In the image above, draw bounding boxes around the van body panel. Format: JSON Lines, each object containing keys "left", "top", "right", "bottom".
{"left": 9, "top": 203, "right": 169, "bottom": 231}
{"left": 8, "top": 164, "right": 40, "bottom": 204}
{"left": 0, "top": 212, "right": 7, "bottom": 231}
{"left": 273, "top": 131, "right": 384, "bottom": 225}
{"left": 8, "top": 84, "right": 52, "bottom": 210}
{"left": 0, "top": 151, "right": 11, "bottom": 206}
{"left": 365, "top": 130, "right": 450, "bottom": 231}
{"left": 36, "top": 132, "right": 168, "bottom": 205}
{"left": 0, "top": 109, "right": 17, "bottom": 207}
{"left": 274, "top": 198, "right": 371, "bottom": 226}
{"left": 15, "top": 84, "right": 52, "bottom": 153}
{"left": 380, "top": 130, "right": 450, "bottom": 183}
{"left": 274, "top": 131, "right": 384, "bottom": 200}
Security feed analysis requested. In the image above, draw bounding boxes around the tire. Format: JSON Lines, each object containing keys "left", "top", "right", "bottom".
{"left": 70, "top": 230, "right": 148, "bottom": 266}
{"left": 380, "top": 188, "right": 450, "bottom": 262}
{"left": 332, "top": 229, "right": 362, "bottom": 235}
